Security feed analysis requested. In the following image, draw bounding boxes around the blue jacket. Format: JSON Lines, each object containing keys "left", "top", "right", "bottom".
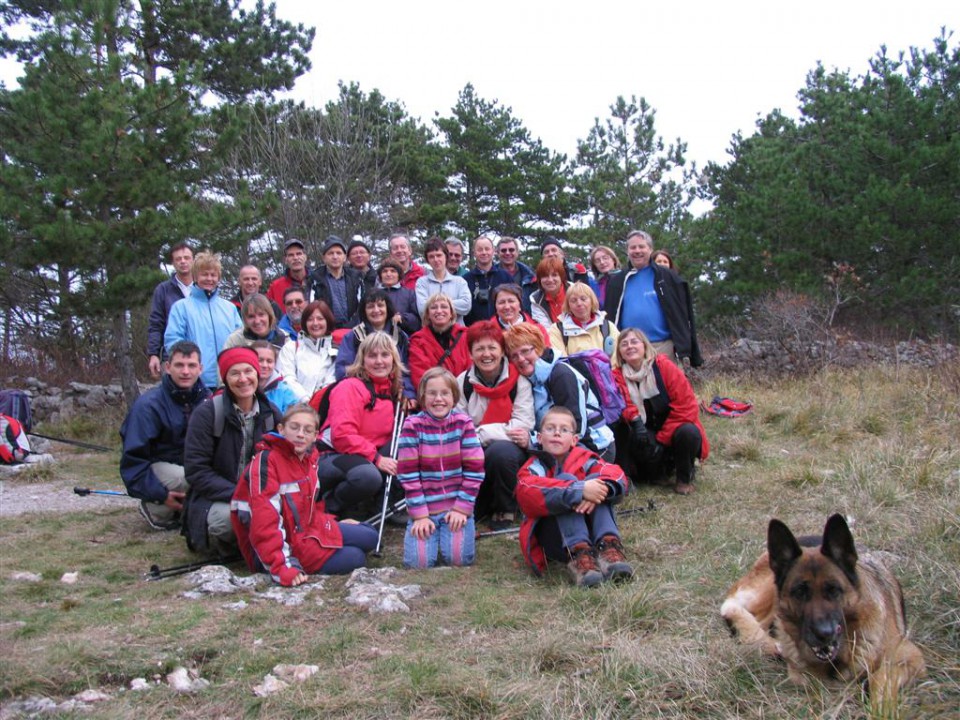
{"left": 147, "top": 275, "right": 189, "bottom": 359}
{"left": 164, "top": 285, "right": 242, "bottom": 388}
{"left": 528, "top": 348, "right": 614, "bottom": 453}
{"left": 119, "top": 375, "right": 211, "bottom": 503}
{"left": 382, "top": 284, "right": 421, "bottom": 336}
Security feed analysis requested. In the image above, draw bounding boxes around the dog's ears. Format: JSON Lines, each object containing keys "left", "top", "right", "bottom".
{"left": 820, "top": 513, "right": 859, "bottom": 586}
{"left": 768, "top": 519, "right": 803, "bottom": 591}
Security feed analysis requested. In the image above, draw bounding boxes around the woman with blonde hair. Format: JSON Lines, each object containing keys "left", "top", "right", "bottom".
{"left": 317, "top": 332, "right": 406, "bottom": 518}
{"left": 408, "top": 293, "right": 472, "bottom": 390}
{"left": 547, "top": 282, "right": 619, "bottom": 357}
{"left": 611, "top": 328, "right": 708, "bottom": 494}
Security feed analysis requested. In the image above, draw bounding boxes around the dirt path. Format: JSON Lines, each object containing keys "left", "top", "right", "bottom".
{"left": 0, "top": 476, "right": 131, "bottom": 517}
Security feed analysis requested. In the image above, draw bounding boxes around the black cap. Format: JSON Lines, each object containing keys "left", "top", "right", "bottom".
{"left": 284, "top": 238, "right": 305, "bottom": 251}
{"left": 541, "top": 237, "right": 563, "bottom": 254}
{"left": 323, "top": 235, "right": 346, "bottom": 254}
{"left": 347, "top": 238, "right": 370, "bottom": 253}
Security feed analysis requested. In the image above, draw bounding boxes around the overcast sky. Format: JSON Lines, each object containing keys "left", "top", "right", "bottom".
{"left": 271, "top": 0, "right": 954, "bottom": 170}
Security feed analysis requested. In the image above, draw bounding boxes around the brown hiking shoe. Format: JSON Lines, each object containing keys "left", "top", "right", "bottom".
{"left": 595, "top": 535, "right": 634, "bottom": 582}
{"left": 566, "top": 542, "right": 604, "bottom": 588}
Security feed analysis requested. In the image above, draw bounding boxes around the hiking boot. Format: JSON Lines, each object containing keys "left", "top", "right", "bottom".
{"left": 566, "top": 542, "right": 604, "bottom": 588}
{"left": 675, "top": 464, "right": 697, "bottom": 495}
{"left": 595, "top": 535, "right": 634, "bottom": 582}
{"left": 138, "top": 500, "right": 180, "bottom": 531}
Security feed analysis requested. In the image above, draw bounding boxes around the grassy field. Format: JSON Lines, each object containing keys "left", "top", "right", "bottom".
{"left": 1, "top": 363, "right": 957, "bottom": 719}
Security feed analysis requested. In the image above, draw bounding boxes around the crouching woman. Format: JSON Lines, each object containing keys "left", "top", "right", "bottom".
{"left": 232, "top": 405, "right": 378, "bottom": 585}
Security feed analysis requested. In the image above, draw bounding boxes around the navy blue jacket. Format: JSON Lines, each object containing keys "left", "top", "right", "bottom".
{"left": 119, "top": 375, "right": 210, "bottom": 502}
{"left": 382, "top": 284, "right": 421, "bottom": 336}
{"left": 464, "top": 266, "right": 513, "bottom": 325}
{"left": 147, "top": 275, "right": 189, "bottom": 359}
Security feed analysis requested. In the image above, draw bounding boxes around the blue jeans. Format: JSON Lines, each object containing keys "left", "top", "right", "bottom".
{"left": 403, "top": 513, "right": 476, "bottom": 568}
{"left": 321, "top": 522, "right": 379, "bottom": 575}
{"left": 534, "top": 502, "right": 620, "bottom": 561}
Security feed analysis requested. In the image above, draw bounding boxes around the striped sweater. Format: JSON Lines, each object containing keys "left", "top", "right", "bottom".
{"left": 396, "top": 410, "right": 485, "bottom": 520}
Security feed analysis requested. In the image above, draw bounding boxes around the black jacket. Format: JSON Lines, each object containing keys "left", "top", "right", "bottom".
{"left": 603, "top": 264, "right": 702, "bottom": 367}
{"left": 310, "top": 265, "right": 365, "bottom": 329}
{"left": 182, "top": 391, "right": 280, "bottom": 553}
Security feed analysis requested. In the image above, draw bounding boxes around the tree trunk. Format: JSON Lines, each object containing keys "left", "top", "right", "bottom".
{"left": 113, "top": 310, "right": 140, "bottom": 408}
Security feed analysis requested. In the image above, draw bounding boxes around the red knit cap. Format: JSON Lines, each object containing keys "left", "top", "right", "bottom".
{"left": 217, "top": 346, "right": 259, "bottom": 381}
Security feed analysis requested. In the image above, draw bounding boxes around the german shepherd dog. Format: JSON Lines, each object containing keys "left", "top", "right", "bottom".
{"left": 721, "top": 514, "right": 925, "bottom": 706}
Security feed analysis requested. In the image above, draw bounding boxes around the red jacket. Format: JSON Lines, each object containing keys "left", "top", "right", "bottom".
{"left": 319, "top": 376, "right": 396, "bottom": 462}
{"left": 516, "top": 446, "right": 628, "bottom": 575}
{"left": 408, "top": 324, "right": 472, "bottom": 391}
{"left": 400, "top": 261, "right": 426, "bottom": 291}
{"left": 266, "top": 269, "right": 312, "bottom": 308}
{"left": 613, "top": 354, "right": 709, "bottom": 459}
{"left": 231, "top": 433, "right": 343, "bottom": 585}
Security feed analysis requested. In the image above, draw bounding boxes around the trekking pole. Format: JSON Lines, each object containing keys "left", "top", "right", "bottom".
{"left": 371, "top": 402, "right": 404, "bottom": 558}
{"left": 145, "top": 555, "right": 242, "bottom": 581}
{"left": 366, "top": 498, "right": 407, "bottom": 527}
{"left": 73, "top": 486, "right": 132, "bottom": 498}
{"left": 30, "top": 432, "right": 113, "bottom": 453}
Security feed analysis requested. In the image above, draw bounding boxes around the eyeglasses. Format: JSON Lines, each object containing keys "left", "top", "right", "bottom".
{"left": 508, "top": 346, "right": 538, "bottom": 361}
{"left": 285, "top": 298, "right": 305, "bottom": 306}
{"left": 499, "top": 247, "right": 517, "bottom": 254}
{"left": 541, "top": 425, "right": 575, "bottom": 436}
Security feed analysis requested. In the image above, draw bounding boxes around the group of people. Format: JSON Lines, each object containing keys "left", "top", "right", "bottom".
{"left": 119, "top": 229, "right": 709, "bottom": 587}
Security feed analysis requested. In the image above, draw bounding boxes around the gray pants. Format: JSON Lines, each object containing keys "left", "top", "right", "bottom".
{"left": 142, "top": 462, "right": 187, "bottom": 525}
{"left": 206, "top": 501, "right": 236, "bottom": 556}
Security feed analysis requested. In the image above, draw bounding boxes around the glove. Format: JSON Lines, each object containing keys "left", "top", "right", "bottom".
{"left": 631, "top": 419, "right": 662, "bottom": 463}
{"left": 630, "top": 418, "right": 650, "bottom": 446}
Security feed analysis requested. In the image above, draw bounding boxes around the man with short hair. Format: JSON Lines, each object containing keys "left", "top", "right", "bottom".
{"left": 266, "top": 239, "right": 313, "bottom": 307}
{"left": 347, "top": 237, "right": 378, "bottom": 290}
{"left": 147, "top": 243, "right": 194, "bottom": 379}
{"left": 603, "top": 230, "right": 702, "bottom": 366}
{"left": 540, "top": 237, "right": 589, "bottom": 285}
{"left": 230, "top": 264, "right": 281, "bottom": 318}
{"left": 164, "top": 251, "right": 242, "bottom": 389}
{"left": 312, "top": 235, "right": 364, "bottom": 329}
{"left": 277, "top": 287, "right": 307, "bottom": 340}
{"left": 389, "top": 233, "right": 425, "bottom": 290}
{"left": 495, "top": 236, "right": 537, "bottom": 312}
{"left": 120, "top": 341, "right": 211, "bottom": 530}
{"left": 444, "top": 236, "right": 468, "bottom": 277}
{"left": 465, "top": 235, "right": 512, "bottom": 325}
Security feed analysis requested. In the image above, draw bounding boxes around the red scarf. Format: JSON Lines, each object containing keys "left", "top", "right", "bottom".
{"left": 470, "top": 364, "right": 520, "bottom": 424}
{"left": 547, "top": 287, "right": 565, "bottom": 322}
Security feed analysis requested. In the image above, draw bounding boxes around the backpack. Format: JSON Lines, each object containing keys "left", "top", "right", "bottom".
{"left": 0, "top": 414, "right": 31, "bottom": 464}
{"left": 309, "top": 377, "right": 393, "bottom": 430}
{"left": 0, "top": 389, "right": 33, "bottom": 433}
{"left": 558, "top": 349, "right": 626, "bottom": 426}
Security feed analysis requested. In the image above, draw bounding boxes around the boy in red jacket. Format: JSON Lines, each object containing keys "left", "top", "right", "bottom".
{"left": 516, "top": 406, "right": 633, "bottom": 587}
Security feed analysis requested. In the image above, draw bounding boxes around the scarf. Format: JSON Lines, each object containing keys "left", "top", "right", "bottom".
{"left": 470, "top": 363, "right": 521, "bottom": 425}
{"left": 354, "top": 321, "right": 401, "bottom": 348}
{"left": 620, "top": 358, "right": 659, "bottom": 423}
{"left": 546, "top": 287, "right": 565, "bottom": 322}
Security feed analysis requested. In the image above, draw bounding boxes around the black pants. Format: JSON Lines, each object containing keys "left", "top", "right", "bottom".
{"left": 475, "top": 440, "right": 528, "bottom": 518}
{"left": 615, "top": 422, "right": 702, "bottom": 485}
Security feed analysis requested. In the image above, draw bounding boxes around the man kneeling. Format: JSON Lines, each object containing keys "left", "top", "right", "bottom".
{"left": 120, "top": 341, "right": 210, "bottom": 530}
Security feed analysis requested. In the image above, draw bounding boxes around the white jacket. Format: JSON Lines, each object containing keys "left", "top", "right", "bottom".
{"left": 276, "top": 335, "right": 337, "bottom": 400}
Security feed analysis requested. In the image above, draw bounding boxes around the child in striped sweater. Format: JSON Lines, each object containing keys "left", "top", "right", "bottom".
{"left": 397, "top": 367, "right": 485, "bottom": 568}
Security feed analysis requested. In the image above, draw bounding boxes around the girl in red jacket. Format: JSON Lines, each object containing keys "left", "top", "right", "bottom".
{"left": 231, "top": 404, "right": 378, "bottom": 586}
{"left": 612, "top": 328, "right": 709, "bottom": 495}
